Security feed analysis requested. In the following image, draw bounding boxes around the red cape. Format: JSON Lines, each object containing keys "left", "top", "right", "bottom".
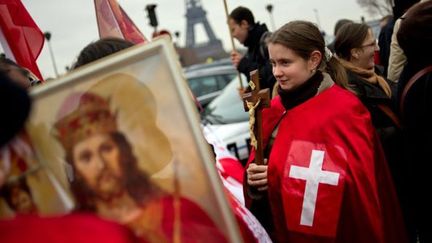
{"left": 245, "top": 85, "right": 408, "bottom": 243}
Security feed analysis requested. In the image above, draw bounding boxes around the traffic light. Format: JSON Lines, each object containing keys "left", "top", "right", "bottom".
{"left": 145, "top": 4, "right": 158, "bottom": 28}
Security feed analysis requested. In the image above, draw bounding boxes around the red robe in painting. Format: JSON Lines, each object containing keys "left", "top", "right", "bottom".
{"left": 125, "top": 196, "right": 229, "bottom": 243}
{"left": 0, "top": 213, "right": 138, "bottom": 243}
{"left": 0, "top": 196, "right": 228, "bottom": 243}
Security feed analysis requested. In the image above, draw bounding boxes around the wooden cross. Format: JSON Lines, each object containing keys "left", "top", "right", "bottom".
{"left": 242, "top": 70, "right": 270, "bottom": 165}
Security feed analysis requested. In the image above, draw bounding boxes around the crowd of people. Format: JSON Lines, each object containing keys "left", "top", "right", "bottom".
{"left": 1, "top": 1, "right": 432, "bottom": 242}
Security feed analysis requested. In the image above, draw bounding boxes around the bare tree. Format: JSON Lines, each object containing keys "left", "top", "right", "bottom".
{"left": 357, "top": 0, "right": 393, "bottom": 16}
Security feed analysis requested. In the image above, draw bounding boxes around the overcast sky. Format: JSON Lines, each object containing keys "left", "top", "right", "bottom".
{"left": 15, "top": 0, "right": 374, "bottom": 79}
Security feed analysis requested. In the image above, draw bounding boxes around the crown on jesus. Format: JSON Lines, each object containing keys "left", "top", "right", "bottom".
{"left": 54, "top": 92, "right": 117, "bottom": 152}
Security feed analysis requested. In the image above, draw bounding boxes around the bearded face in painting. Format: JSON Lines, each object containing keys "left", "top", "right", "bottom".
{"left": 55, "top": 92, "right": 161, "bottom": 211}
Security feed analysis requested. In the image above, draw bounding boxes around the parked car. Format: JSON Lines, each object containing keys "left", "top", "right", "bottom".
{"left": 185, "top": 58, "right": 233, "bottom": 71}
{"left": 184, "top": 60, "right": 237, "bottom": 107}
{"left": 202, "top": 76, "right": 251, "bottom": 164}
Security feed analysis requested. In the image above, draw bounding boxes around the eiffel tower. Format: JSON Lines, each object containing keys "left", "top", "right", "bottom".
{"left": 183, "top": 0, "right": 227, "bottom": 65}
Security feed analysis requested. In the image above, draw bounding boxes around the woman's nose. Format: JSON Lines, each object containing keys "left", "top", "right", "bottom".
{"left": 273, "top": 65, "right": 282, "bottom": 77}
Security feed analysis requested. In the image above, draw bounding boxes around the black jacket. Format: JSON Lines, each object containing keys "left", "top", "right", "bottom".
{"left": 238, "top": 23, "right": 276, "bottom": 96}
{"left": 397, "top": 62, "right": 432, "bottom": 243}
{"left": 378, "top": 18, "right": 395, "bottom": 76}
{"left": 347, "top": 68, "right": 397, "bottom": 129}
{"left": 0, "top": 73, "right": 31, "bottom": 147}
{"left": 398, "top": 62, "right": 432, "bottom": 175}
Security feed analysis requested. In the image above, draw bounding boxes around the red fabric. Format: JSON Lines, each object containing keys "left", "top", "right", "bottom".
{"left": 94, "top": 0, "right": 147, "bottom": 44}
{"left": 157, "top": 196, "right": 229, "bottom": 243}
{"left": 0, "top": 214, "right": 140, "bottom": 243}
{"left": 226, "top": 190, "right": 271, "bottom": 243}
{"left": 0, "top": 0, "right": 44, "bottom": 80}
{"left": 218, "top": 157, "right": 244, "bottom": 183}
{"left": 374, "top": 50, "right": 381, "bottom": 65}
{"left": 112, "top": 195, "right": 229, "bottom": 242}
{"left": 245, "top": 85, "right": 408, "bottom": 243}
{"left": 0, "top": 197, "right": 229, "bottom": 243}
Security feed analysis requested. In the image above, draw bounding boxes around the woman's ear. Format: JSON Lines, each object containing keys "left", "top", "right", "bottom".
{"left": 350, "top": 48, "right": 360, "bottom": 60}
{"left": 309, "top": 50, "right": 322, "bottom": 70}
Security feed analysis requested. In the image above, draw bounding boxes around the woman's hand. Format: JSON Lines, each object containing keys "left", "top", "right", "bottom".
{"left": 247, "top": 162, "right": 268, "bottom": 191}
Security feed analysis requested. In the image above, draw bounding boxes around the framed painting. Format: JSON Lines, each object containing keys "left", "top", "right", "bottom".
{"left": 22, "top": 38, "right": 241, "bottom": 242}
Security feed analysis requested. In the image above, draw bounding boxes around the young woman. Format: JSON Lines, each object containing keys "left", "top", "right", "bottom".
{"left": 245, "top": 21, "right": 407, "bottom": 243}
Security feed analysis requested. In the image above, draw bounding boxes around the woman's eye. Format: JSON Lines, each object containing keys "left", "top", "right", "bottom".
{"left": 281, "top": 60, "right": 290, "bottom": 65}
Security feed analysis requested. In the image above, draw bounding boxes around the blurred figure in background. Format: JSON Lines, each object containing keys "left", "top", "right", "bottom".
{"left": 228, "top": 6, "right": 276, "bottom": 97}
{"left": 72, "top": 37, "right": 134, "bottom": 70}
{"left": 387, "top": 0, "right": 420, "bottom": 82}
{"left": 0, "top": 57, "right": 41, "bottom": 89}
{"left": 0, "top": 72, "right": 31, "bottom": 155}
{"left": 378, "top": 14, "right": 394, "bottom": 75}
{"left": 327, "top": 18, "right": 353, "bottom": 53}
{"left": 397, "top": 1, "right": 432, "bottom": 242}
{"left": 1, "top": 177, "right": 38, "bottom": 214}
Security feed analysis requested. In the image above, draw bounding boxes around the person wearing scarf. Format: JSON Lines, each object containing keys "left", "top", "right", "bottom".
{"left": 334, "top": 22, "right": 396, "bottom": 129}
{"left": 244, "top": 20, "right": 407, "bottom": 243}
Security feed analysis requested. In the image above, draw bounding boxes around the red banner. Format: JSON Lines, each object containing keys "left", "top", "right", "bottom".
{"left": 94, "top": 0, "right": 147, "bottom": 44}
{"left": 0, "top": 0, "right": 44, "bottom": 80}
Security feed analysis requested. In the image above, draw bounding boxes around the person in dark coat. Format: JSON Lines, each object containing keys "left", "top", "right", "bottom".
{"left": 397, "top": 2, "right": 432, "bottom": 242}
{"left": 228, "top": 6, "right": 276, "bottom": 96}
{"left": 0, "top": 72, "right": 31, "bottom": 152}
{"left": 378, "top": 15, "right": 394, "bottom": 75}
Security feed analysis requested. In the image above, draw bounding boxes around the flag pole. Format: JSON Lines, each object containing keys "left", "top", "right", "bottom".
{"left": 222, "top": 0, "right": 243, "bottom": 89}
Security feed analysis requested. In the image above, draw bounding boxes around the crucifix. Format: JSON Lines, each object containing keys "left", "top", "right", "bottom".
{"left": 242, "top": 70, "right": 270, "bottom": 165}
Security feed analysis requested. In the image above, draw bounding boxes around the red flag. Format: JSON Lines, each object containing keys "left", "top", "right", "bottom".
{"left": 94, "top": 0, "right": 147, "bottom": 44}
{"left": 0, "top": 0, "right": 44, "bottom": 80}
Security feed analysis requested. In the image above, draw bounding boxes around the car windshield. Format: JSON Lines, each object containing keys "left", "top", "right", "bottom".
{"left": 203, "top": 76, "right": 249, "bottom": 124}
{"left": 184, "top": 63, "right": 237, "bottom": 107}
{"left": 187, "top": 73, "right": 234, "bottom": 97}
